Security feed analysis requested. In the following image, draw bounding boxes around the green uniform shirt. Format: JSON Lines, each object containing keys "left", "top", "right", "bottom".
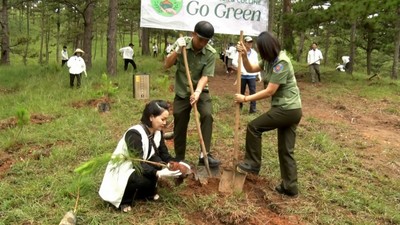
{"left": 259, "top": 51, "right": 302, "bottom": 110}
{"left": 172, "top": 37, "right": 216, "bottom": 98}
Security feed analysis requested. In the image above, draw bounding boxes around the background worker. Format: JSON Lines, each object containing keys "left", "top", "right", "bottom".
{"left": 61, "top": 46, "right": 68, "bottom": 67}
{"left": 164, "top": 21, "right": 221, "bottom": 167}
{"left": 226, "top": 43, "right": 237, "bottom": 76}
{"left": 67, "top": 48, "right": 86, "bottom": 88}
{"left": 307, "top": 42, "right": 323, "bottom": 84}
{"left": 232, "top": 36, "right": 261, "bottom": 114}
{"left": 119, "top": 43, "right": 137, "bottom": 72}
{"left": 152, "top": 43, "right": 158, "bottom": 57}
{"left": 234, "top": 31, "right": 302, "bottom": 197}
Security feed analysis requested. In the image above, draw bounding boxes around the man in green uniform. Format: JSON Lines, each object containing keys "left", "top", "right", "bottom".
{"left": 234, "top": 31, "right": 302, "bottom": 197}
{"left": 164, "top": 21, "right": 220, "bottom": 167}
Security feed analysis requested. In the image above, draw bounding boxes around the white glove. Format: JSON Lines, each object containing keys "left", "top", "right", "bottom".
{"left": 174, "top": 37, "right": 186, "bottom": 54}
{"left": 179, "top": 161, "right": 191, "bottom": 170}
{"left": 156, "top": 167, "right": 182, "bottom": 178}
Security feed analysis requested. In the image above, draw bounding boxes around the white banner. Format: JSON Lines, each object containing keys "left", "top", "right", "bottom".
{"left": 140, "top": 0, "right": 269, "bottom": 36}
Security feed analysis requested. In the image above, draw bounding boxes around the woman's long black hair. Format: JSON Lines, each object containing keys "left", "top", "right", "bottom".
{"left": 256, "top": 31, "right": 281, "bottom": 63}
{"left": 140, "top": 100, "right": 169, "bottom": 127}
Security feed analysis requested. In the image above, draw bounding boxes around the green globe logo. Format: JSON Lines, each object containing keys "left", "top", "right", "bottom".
{"left": 151, "top": 0, "right": 183, "bottom": 17}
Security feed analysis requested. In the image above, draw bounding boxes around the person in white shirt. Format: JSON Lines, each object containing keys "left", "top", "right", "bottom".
{"left": 307, "top": 42, "right": 323, "bottom": 83}
{"left": 336, "top": 56, "right": 350, "bottom": 72}
{"left": 67, "top": 48, "right": 86, "bottom": 88}
{"left": 61, "top": 46, "right": 68, "bottom": 67}
{"left": 226, "top": 43, "right": 237, "bottom": 76}
{"left": 233, "top": 36, "right": 261, "bottom": 113}
{"left": 119, "top": 43, "right": 137, "bottom": 71}
{"left": 165, "top": 43, "right": 172, "bottom": 55}
{"left": 152, "top": 43, "right": 158, "bottom": 57}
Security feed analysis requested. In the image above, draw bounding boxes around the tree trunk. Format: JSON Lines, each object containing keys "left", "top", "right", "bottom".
{"left": 268, "top": 0, "right": 275, "bottom": 32}
{"left": 392, "top": 6, "right": 400, "bottom": 80}
{"left": 163, "top": 31, "right": 168, "bottom": 54}
{"left": 100, "top": 30, "right": 104, "bottom": 58}
{"left": 296, "top": 32, "right": 305, "bottom": 62}
{"left": 138, "top": 24, "right": 141, "bottom": 48}
{"left": 107, "top": 0, "right": 118, "bottom": 76}
{"left": 45, "top": 29, "right": 50, "bottom": 64}
{"left": 83, "top": 1, "right": 95, "bottom": 69}
{"left": 348, "top": 22, "right": 357, "bottom": 75}
{"left": 282, "top": 0, "right": 293, "bottom": 53}
{"left": 0, "top": 0, "right": 10, "bottom": 65}
{"left": 23, "top": 2, "right": 30, "bottom": 66}
{"left": 74, "top": 18, "right": 80, "bottom": 49}
{"left": 141, "top": 27, "right": 150, "bottom": 55}
{"left": 324, "top": 29, "right": 331, "bottom": 65}
{"left": 39, "top": 5, "right": 44, "bottom": 64}
{"left": 56, "top": 5, "right": 60, "bottom": 64}
{"left": 93, "top": 27, "right": 97, "bottom": 60}
{"left": 366, "top": 31, "right": 373, "bottom": 75}
{"left": 130, "top": 20, "right": 134, "bottom": 43}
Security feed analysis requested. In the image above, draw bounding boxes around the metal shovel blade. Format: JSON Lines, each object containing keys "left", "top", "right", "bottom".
{"left": 196, "top": 165, "right": 220, "bottom": 184}
{"left": 218, "top": 167, "right": 247, "bottom": 193}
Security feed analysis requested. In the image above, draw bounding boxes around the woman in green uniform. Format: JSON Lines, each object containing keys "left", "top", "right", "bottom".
{"left": 234, "top": 31, "right": 302, "bottom": 197}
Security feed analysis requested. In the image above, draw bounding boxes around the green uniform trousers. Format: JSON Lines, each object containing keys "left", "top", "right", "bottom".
{"left": 244, "top": 106, "right": 302, "bottom": 193}
{"left": 173, "top": 92, "right": 213, "bottom": 161}
{"left": 309, "top": 64, "right": 321, "bottom": 83}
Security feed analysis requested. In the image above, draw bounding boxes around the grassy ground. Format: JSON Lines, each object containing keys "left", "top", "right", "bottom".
{"left": 0, "top": 56, "right": 399, "bottom": 225}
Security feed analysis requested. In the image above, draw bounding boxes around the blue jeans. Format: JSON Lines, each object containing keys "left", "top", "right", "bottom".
{"left": 240, "top": 78, "right": 256, "bottom": 112}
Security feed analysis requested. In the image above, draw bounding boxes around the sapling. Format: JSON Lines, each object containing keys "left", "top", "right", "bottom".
{"left": 99, "top": 73, "right": 118, "bottom": 98}
{"left": 95, "top": 73, "right": 119, "bottom": 112}
{"left": 15, "top": 108, "right": 30, "bottom": 141}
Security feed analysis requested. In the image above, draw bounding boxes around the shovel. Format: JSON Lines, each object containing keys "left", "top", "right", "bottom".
{"left": 218, "top": 31, "right": 247, "bottom": 193}
{"left": 180, "top": 38, "right": 213, "bottom": 181}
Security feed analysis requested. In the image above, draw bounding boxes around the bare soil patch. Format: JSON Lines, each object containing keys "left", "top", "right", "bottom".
{"left": 0, "top": 87, "right": 18, "bottom": 94}
{"left": 70, "top": 96, "right": 113, "bottom": 109}
{"left": 0, "top": 113, "right": 56, "bottom": 131}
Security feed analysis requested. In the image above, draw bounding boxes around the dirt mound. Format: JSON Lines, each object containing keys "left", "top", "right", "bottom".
{"left": 0, "top": 140, "right": 70, "bottom": 178}
{"left": 176, "top": 175, "right": 303, "bottom": 225}
{"left": 70, "top": 96, "right": 114, "bottom": 112}
{"left": 0, "top": 113, "right": 56, "bottom": 131}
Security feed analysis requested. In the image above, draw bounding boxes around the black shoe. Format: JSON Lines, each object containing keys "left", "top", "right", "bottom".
{"left": 236, "top": 162, "right": 259, "bottom": 174}
{"left": 198, "top": 155, "right": 221, "bottom": 167}
{"left": 275, "top": 184, "right": 298, "bottom": 197}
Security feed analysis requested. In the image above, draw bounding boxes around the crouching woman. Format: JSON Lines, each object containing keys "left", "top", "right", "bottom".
{"left": 99, "top": 100, "right": 188, "bottom": 212}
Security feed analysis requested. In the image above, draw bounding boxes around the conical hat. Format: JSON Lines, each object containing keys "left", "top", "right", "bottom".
{"left": 74, "top": 48, "right": 85, "bottom": 54}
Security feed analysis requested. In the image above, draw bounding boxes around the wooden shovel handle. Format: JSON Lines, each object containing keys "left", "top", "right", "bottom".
{"left": 234, "top": 31, "right": 244, "bottom": 166}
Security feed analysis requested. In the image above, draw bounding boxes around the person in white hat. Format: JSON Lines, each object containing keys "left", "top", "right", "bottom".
{"left": 233, "top": 36, "right": 261, "bottom": 114}
{"left": 67, "top": 48, "right": 86, "bottom": 88}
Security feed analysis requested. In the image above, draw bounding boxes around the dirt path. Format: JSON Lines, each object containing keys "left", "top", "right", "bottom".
{"left": 297, "top": 81, "right": 400, "bottom": 178}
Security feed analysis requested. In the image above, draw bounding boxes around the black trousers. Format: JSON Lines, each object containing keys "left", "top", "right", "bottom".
{"left": 69, "top": 73, "right": 81, "bottom": 88}
{"left": 124, "top": 59, "right": 137, "bottom": 71}
{"left": 121, "top": 172, "right": 157, "bottom": 206}
{"left": 61, "top": 60, "right": 68, "bottom": 67}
